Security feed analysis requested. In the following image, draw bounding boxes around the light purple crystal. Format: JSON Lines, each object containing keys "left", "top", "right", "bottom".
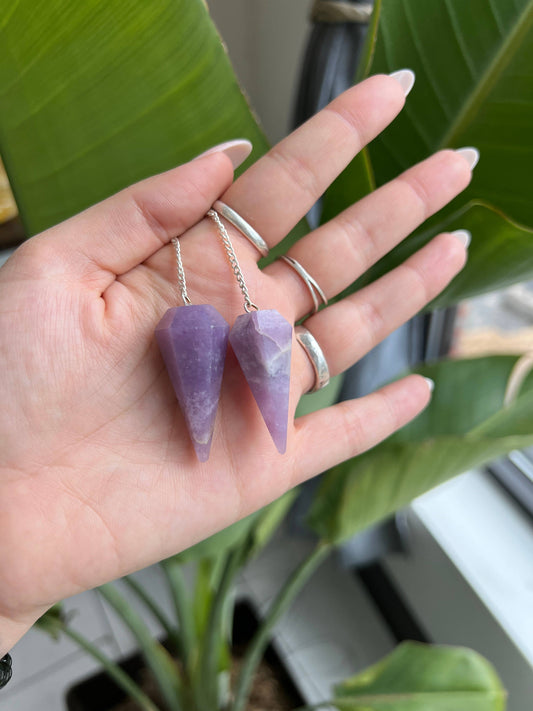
{"left": 229, "top": 310, "right": 292, "bottom": 454}
{"left": 155, "top": 305, "right": 229, "bottom": 462}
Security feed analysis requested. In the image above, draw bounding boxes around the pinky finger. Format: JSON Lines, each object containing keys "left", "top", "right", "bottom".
{"left": 292, "top": 374, "right": 433, "bottom": 484}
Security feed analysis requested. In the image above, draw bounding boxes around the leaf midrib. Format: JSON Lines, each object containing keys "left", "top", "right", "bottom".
{"left": 439, "top": 0, "right": 533, "bottom": 148}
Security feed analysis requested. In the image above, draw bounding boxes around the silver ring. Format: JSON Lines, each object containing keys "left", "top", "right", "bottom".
{"left": 212, "top": 201, "right": 269, "bottom": 257}
{"left": 279, "top": 255, "right": 328, "bottom": 316}
{"left": 295, "top": 325, "right": 330, "bottom": 393}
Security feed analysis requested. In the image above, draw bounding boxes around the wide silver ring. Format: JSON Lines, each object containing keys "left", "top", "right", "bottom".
{"left": 212, "top": 200, "right": 269, "bottom": 257}
{"left": 295, "top": 325, "right": 330, "bottom": 393}
{"left": 279, "top": 255, "right": 328, "bottom": 316}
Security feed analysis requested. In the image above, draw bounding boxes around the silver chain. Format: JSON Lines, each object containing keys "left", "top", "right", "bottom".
{"left": 207, "top": 209, "right": 259, "bottom": 313}
{"left": 171, "top": 237, "right": 192, "bottom": 305}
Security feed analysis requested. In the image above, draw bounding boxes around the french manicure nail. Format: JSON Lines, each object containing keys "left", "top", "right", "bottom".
{"left": 450, "top": 229, "right": 471, "bottom": 248}
{"left": 455, "top": 147, "right": 480, "bottom": 170}
{"left": 423, "top": 377, "right": 435, "bottom": 393}
{"left": 388, "top": 69, "right": 416, "bottom": 97}
{"left": 195, "top": 139, "right": 253, "bottom": 169}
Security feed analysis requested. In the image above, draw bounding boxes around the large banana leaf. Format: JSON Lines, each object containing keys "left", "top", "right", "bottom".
{"left": 307, "top": 355, "right": 533, "bottom": 544}
{"left": 323, "top": 0, "right": 533, "bottom": 307}
{"left": 0, "top": 0, "right": 270, "bottom": 236}
{"left": 330, "top": 642, "right": 506, "bottom": 711}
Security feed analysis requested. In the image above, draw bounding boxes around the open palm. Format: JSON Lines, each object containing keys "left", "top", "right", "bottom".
{"left": 0, "top": 74, "right": 473, "bottom": 645}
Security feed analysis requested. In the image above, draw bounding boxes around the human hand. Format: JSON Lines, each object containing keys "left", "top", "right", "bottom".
{"left": 0, "top": 72, "right": 474, "bottom": 651}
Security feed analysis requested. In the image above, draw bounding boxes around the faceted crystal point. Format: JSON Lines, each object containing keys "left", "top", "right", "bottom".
{"left": 155, "top": 304, "right": 229, "bottom": 462}
{"left": 229, "top": 309, "right": 292, "bottom": 453}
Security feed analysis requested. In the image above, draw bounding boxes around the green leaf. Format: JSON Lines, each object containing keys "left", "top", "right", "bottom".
{"left": 0, "top": 0, "right": 269, "bottom": 236}
{"left": 325, "top": 0, "right": 533, "bottom": 307}
{"left": 370, "top": 0, "right": 533, "bottom": 226}
{"left": 34, "top": 603, "right": 66, "bottom": 640}
{"left": 36, "top": 612, "right": 159, "bottom": 711}
{"left": 355, "top": 0, "right": 383, "bottom": 83}
{"left": 331, "top": 641, "right": 506, "bottom": 710}
{"left": 307, "top": 355, "right": 533, "bottom": 544}
{"left": 99, "top": 582, "right": 183, "bottom": 711}
{"left": 339, "top": 202, "right": 533, "bottom": 310}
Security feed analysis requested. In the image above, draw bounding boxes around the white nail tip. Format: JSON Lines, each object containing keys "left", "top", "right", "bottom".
{"left": 455, "top": 147, "right": 480, "bottom": 170}
{"left": 388, "top": 69, "right": 416, "bottom": 96}
{"left": 195, "top": 139, "right": 253, "bottom": 169}
{"left": 450, "top": 229, "right": 472, "bottom": 248}
{"left": 423, "top": 377, "right": 435, "bottom": 393}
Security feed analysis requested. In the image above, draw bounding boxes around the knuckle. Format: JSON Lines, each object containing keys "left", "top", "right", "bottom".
{"left": 336, "top": 212, "right": 375, "bottom": 272}
{"left": 324, "top": 104, "right": 366, "bottom": 148}
{"left": 376, "top": 388, "right": 402, "bottom": 432}
{"left": 358, "top": 297, "right": 386, "bottom": 339}
{"left": 269, "top": 147, "right": 322, "bottom": 203}
{"left": 402, "top": 261, "right": 431, "bottom": 305}
{"left": 397, "top": 173, "right": 431, "bottom": 222}
{"left": 129, "top": 192, "right": 169, "bottom": 246}
{"left": 337, "top": 401, "right": 367, "bottom": 454}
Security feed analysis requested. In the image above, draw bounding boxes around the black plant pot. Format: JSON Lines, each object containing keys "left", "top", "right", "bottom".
{"left": 66, "top": 601, "right": 303, "bottom": 711}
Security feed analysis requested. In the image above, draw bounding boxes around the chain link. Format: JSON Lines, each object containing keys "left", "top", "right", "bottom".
{"left": 207, "top": 209, "right": 259, "bottom": 313}
{"left": 171, "top": 237, "right": 192, "bottom": 306}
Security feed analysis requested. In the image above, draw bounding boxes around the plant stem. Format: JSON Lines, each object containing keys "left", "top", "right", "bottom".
{"left": 99, "top": 582, "right": 182, "bottom": 711}
{"left": 231, "top": 542, "right": 331, "bottom": 711}
{"left": 56, "top": 621, "right": 159, "bottom": 711}
{"left": 161, "top": 558, "right": 196, "bottom": 675}
{"left": 123, "top": 575, "right": 182, "bottom": 653}
{"left": 198, "top": 549, "right": 241, "bottom": 709}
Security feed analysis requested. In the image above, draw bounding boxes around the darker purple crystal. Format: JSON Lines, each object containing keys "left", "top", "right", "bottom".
{"left": 155, "top": 305, "right": 229, "bottom": 462}
{"left": 229, "top": 310, "right": 292, "bottom": 454}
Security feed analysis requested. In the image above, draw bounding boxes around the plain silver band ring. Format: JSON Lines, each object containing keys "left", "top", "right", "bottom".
{"left": 295, "top": 325, "right": 330, "bottom": 393}
{"left": 212, "top": 201, "right": 269, "bottom": 257}
{"left": 279, "top": 255, "right": 328, "bottom": 315}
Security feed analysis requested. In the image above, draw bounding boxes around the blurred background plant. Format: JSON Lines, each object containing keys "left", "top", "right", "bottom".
{"left": 1, "top": 0, "right": 532, "bottom": 709}
{"left": 36, "top": 490, "right": 506, "bottom": 711}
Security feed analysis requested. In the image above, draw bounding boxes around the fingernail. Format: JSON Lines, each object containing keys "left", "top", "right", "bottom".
{"left": 388, "top": 69, "right": 416, "bottom": 96}
{"left": 195, "top": 139, "right": 253, "bottom": 169}
{"left": 455, "top": 147, "right": 480, "bottom": 170}
{"left": 423, "top": 377, "right": 435, "bottom": 393}
{"left": 450, "top": 229, "right": 471, "bottom": 248}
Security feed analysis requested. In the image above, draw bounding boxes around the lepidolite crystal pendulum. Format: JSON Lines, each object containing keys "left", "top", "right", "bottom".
{"left": 207, "top": 209, "right": 292, "bottom": 454}
{"left": 155, "top": 237, "right": 229, "bottom": 462}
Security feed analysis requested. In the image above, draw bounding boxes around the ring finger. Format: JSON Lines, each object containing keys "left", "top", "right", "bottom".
{"left": 294, "top": 229, "right": 469, "bottom": 394}
{"left": 266, "top": 147, "right": 475, "bottom": 321}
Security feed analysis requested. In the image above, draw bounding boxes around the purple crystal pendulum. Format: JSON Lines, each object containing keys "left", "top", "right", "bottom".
{"left": 155, "top": 238, "right": 229, "bottom": 462}
{"left": 207, "top": 209, "right": 292, "bottom": 453}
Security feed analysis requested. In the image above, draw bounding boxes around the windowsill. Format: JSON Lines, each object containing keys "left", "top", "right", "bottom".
{"left": 406, "top": 468, "right": 533, "bottom": 665}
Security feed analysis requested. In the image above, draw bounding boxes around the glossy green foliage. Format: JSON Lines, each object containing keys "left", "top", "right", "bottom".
{"left": 323, "top": 0, "right": 533, "bottom": 307}
{"left": 331, "top": 642, "right": 506, "bottom": 711}
{"left": 0, "top": 0, "right": 269, "bottom": 236}
{"left": 308, "top": 355, "right": 533, "bottom": 543}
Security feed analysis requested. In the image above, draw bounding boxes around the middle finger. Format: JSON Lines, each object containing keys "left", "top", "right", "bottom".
{"left": 266, "top": 148, "right": 475, "bottom": 319}
{"left": 216, "top": 72, "right": 413, "bottom": 258}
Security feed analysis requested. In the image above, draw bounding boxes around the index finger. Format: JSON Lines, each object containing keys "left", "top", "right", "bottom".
{"left": 219, "top": 71, "right": 415, "bottom": 256}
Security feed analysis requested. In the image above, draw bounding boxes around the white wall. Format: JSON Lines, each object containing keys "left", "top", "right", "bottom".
{"left": 207, "top": 0, "right": 311, "bottom": 143}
